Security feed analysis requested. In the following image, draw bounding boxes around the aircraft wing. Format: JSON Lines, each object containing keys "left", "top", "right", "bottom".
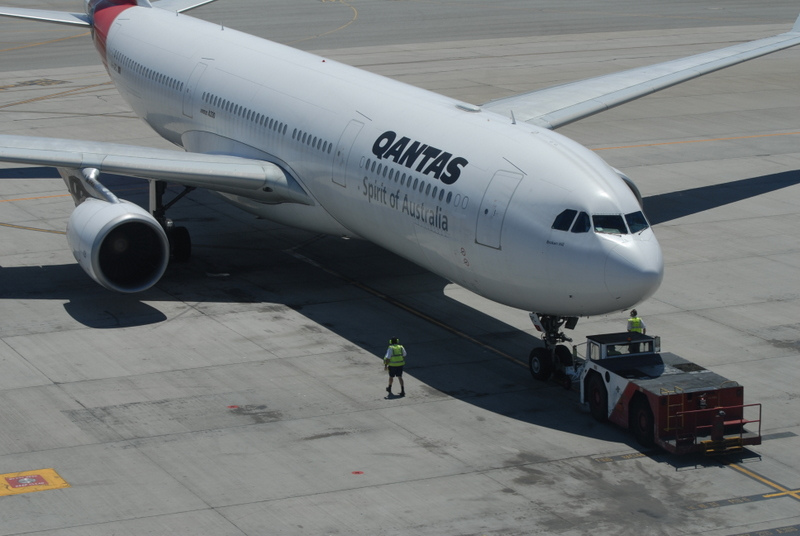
{"left": 0, "top": 135, "right": 311, "bottom": 205}
{"left": 152, "top": 0, "right": 218, "bottom": 13}
{"left": 0, "top": 7, "right": 89, "bottom": 26}
{"left": 0, "top": 0, "right": 215, "bottom": 24}
{"left": 482, "top": 16, "right": 800, "bottom": 129}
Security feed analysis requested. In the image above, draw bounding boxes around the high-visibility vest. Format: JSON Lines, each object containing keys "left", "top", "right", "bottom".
{"left": 629, "top": 317, "right": 643, "bottom": 333}
{"left": 388, "top": 344, "right": 405, "bottom": 366}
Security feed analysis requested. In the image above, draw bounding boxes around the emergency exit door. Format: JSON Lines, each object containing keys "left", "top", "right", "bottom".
{"left": 182, "top": 63, "right": 207, "bottom": 118}
{"left": 475, "top": 170, "right": 523, "bottom": 249}
{"left": 332, "top": 120, "right": 363, "bottom": 187}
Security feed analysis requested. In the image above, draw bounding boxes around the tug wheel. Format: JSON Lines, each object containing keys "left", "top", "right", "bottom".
{"left": 587, "top": 373, "right": 608, "bottom": 422}
{"left": 630, "top": 397, "right": 655, "bottom": 448}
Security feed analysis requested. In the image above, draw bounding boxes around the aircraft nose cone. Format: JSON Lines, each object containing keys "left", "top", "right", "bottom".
{"left": 605, "top": 237, "right": 664, "bottom": 307}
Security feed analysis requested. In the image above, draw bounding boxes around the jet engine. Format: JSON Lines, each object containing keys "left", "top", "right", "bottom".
{"left": 66, "top": 198, "right": 170, "bottom": 293}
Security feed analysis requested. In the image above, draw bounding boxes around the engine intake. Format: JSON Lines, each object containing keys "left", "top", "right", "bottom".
{"left": 66, "top": 198, "right": 169, "bottom": 292}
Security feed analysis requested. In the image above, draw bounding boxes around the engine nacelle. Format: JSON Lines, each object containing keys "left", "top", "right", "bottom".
{"left": 66, "top": 198, "right": 169, "bottom": 293}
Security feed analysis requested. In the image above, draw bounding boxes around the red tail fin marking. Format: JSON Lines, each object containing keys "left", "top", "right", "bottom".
{"left": 88, "top": 0, "right": 137, "bottom": 63}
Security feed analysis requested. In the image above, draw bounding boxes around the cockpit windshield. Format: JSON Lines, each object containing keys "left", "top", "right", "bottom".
{"left": 571, "top": 212, "right": 590, "bottom": 233}
{"left": 551, "top": 209, "right": 577, "bottom": 231}
{"left": 592, "top": 214, "right": 626, "bottom": 234}
{"left": 550, "top": 210, "right": 649, "bottom": 235}
{"left": 625, "top": 211, "right": 649, "bottom": 233}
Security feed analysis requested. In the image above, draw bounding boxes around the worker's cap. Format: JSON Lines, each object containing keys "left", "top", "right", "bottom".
{"left": 630, "top": 309, "right": 638, "bottom": 316}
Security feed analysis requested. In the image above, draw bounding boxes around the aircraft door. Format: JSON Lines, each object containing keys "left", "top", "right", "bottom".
{"left": 331, "top": 120, "right": 364, "bottom": 187}
{"left": 475, "top": 170, "right": 523, "bottom": 249}
{"left": 182, "top": 63, "right": 207, "bottom": 118}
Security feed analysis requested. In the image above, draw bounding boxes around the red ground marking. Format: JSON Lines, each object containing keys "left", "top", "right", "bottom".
{"left": 6, "top": 475, "right": 48, "bottom": 488}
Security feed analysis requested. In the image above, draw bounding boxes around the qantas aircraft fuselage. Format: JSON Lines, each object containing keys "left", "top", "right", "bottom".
{"left": 92, "top": 1, "right": 662, "bottom": 316}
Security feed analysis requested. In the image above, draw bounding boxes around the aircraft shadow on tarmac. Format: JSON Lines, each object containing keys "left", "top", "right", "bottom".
{"left": 0, "top": 166, "right": 60, "bottom": 179}
{"left": 644, "top": 169, "right": 800, "bottom": 225}
{"left": 2, "top": 168, "right": 799, "bottom": 450}
{"left": 1, "top": 225, "right": 638, "bottom": 448}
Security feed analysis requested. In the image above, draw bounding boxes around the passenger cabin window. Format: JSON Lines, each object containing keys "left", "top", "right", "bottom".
{"left": 625, "top": 211, "right": 649, "bottom": 233}
{"left": 551, "top": 209, "right": 577, "bottom": 231}
{"left": 593, "top": 214, "right": 627, "bottom": 234}
{"left": 571, "top": 212, "right": 590, "bottom": 233}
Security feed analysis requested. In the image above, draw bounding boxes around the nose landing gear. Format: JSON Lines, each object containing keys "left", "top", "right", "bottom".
{"left": 528, "top": 313, "right": 578, "bottom": 389}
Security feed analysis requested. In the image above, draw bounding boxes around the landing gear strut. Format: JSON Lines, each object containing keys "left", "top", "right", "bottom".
{"left": 528, "top": 313, "right": 578, "bottom": 389}
{"left": 150, "top": 180, "right": 194, "bottom": 262}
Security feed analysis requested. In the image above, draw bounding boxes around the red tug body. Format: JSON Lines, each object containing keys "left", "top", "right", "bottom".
{"left": 574, "top": 333, "right": 761, "bottom": 454}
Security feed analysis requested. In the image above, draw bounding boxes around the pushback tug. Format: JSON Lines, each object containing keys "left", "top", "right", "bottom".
{"left": 530, "top": 327, "right": 762, "bottom": 455}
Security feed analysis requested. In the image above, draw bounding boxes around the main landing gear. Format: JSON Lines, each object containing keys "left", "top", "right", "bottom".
{"left": 528, "top": 313, "right": 579, "bottom": 390}
{"left": 150, "top": 180, "right": 195, "bottom": 262}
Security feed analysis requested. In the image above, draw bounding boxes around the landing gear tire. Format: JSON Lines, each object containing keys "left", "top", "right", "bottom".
{"left": 587, "top": 373, "right": 608, "bottom": 422}
{"left": 630, "top": 397, "right": 655, "bottom": 448}
{"left": 151, "top": 181, "right": 195, "bottom": 264}
{"left": 529, "top": 347, "right": 552, "bottom": 382}
{"left": 169, "top": 226, "right": 191, "bottom": 263}
{"left": 554, "top": 344, "right": 572, "bottom": 366}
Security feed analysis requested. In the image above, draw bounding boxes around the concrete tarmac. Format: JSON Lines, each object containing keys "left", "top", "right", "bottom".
{"left": 2, "top": 1, "right": 800, "bottom": 535}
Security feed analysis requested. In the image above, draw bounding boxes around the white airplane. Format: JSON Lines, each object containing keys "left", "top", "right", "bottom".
{"left": 1, "top": 0, "right": 799, "bottom": 381}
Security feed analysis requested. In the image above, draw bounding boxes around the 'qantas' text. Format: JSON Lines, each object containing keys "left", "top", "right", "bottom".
{"left": 372, "top": 131, "right": 468, "bottom": 185}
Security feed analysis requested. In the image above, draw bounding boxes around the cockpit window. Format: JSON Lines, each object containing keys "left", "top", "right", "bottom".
{"left": 625, "top": 211, "right": 649, "bottom": 233}
{"left": 571, "top": 212, "right": 590, "bottom": 233}
{"left": 551, "top": 209, "right": 577, "bottom": 231}
{"left": 593, "top": 214, "right": 627, "bottom": 234}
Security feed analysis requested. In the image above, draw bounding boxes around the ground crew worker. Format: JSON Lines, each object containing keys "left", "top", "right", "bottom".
{"left": 627, "top": 309, "right": 646, "bottom": 335}
{"left": 384, "top": 338, "right": 406, "bottom": 397}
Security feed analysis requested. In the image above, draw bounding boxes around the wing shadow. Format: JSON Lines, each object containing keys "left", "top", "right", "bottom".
{"left": 645, "top": 169, "right": 800, "bottom": 225}
{"left": 0, "top": 166, "right": 60, "bottom": 179}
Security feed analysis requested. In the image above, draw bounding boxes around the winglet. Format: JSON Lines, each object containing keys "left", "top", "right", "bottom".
{"left": 792, "top": 13, "right": 800, "bottom": 33}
